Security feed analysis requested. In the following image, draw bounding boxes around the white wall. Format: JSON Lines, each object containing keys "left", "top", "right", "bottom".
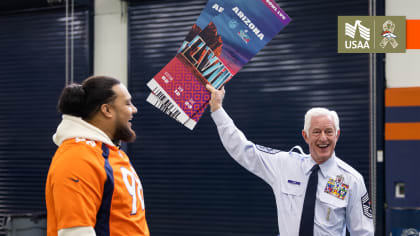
{"left": 94, "top": 0, "right": 128, "bottom": 85}
{"left": 386, "top": 0, "right": 420, "bottom": 88}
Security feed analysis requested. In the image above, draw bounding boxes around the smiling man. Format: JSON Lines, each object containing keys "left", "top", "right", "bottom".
{"left": 206, "top": 84, "right": 374, "bottom": 236}
{"left": 45, "top": 76, "right": 149, "bottom": 236}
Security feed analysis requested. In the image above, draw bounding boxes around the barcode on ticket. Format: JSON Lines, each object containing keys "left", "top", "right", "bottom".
{"left": 146, "top": 79, "right": 196, "bottom": 127}
{"left": 148, "top": 93, "right": 197, "bottom": 131}
{"left": 146, "top": 89, "right": 181, "bottom": 120}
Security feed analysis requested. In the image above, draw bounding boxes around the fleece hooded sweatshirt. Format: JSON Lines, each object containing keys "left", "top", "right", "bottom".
{"left": 45, "top": 115, "right": 149, "bottom": 236}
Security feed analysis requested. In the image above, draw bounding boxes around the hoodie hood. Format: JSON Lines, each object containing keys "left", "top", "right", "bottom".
{"left": 53, "top": 114, "right": 115, "bottom": 146}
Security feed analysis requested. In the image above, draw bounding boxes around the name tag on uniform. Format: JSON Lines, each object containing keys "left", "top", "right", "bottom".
{"left": 324, "top": 175, "right": 349, "bottom": 200}
{"left": 288, "top": 180, "right": 301, "bottom": 185}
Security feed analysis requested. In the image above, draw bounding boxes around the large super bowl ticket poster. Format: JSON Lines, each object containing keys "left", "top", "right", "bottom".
{"left": 147, "top": 0, "right": 291, "bottom": 130}
{"left": 146, "top": 0, "right": 224, "bottom": 123}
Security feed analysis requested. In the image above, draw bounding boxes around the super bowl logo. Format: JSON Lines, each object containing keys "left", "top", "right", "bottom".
{"left": 238, "top": 29, "right": 251, "bottom": 43}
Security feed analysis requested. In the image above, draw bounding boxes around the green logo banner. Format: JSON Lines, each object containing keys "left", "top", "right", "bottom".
{"left": 338, "top": 16, "right": 406, "bottom": 53}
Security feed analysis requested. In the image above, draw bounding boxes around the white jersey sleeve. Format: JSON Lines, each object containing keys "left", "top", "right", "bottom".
{"left": 211, "top": 108, "right": 283, "bottom": 186}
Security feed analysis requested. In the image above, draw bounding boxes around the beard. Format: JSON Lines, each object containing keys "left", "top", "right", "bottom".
{"left": 114, "top": 120, "right": 136, "bottom": 143}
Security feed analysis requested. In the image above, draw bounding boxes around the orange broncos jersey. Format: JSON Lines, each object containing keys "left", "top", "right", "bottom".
{"left": 45, "top": 138, "right": 149, "bottom": 236}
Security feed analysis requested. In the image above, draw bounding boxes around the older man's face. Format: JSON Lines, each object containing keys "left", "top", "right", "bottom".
{"left": 302, "top": 115, "right": 340, "bottom": 164}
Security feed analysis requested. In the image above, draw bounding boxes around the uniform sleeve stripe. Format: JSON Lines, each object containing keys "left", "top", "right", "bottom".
{"left": 94, "top": 143, "right": 115, "bottom": 236}
{"left": 361, "top": 192, "right": 373, "bottom": 219}
{"left": 256, "top": 144, "right": 281, "bottom": 154}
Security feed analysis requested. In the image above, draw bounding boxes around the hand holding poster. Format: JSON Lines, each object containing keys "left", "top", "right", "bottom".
{"left": 147, "top": 0, "right": 291, "bottom": 130}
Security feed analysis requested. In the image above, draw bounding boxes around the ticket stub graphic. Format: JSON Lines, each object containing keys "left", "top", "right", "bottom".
{"left": 147, "top": 0, "right": 291, "bottom": 129}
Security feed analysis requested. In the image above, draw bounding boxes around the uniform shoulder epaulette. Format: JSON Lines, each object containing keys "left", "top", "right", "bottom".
{"left": 336, "top": 157, "right": 363, "bottom": 180}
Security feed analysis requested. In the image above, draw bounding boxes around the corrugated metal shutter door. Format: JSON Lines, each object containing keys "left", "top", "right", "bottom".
{"left": 0, "top": 8, "right": 91, "bottom": 214}
{"left": 128, "top": 0, "right": 370, "bottom": 235}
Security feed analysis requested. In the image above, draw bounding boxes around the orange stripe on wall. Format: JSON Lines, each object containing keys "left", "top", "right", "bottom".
{"left": 407, "top": 20, "right": 420, "bottom": 49}
{"left": 406, "top": 20, "right": 420, "bottom": 49}
{"left": 385, "top": 87, "right": 420, "bottom": 107}
{"left": 385, "top": 123, "right": 420, "bottom": 140}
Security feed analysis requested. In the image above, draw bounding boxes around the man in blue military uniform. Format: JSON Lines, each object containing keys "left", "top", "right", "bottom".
{"left": 206, "top": 84, "right": 374, "bottom": 236}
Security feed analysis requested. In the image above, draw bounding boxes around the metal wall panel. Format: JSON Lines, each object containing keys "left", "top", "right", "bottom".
{"left": 128, "top": 0, "right": 371, "bottom": 235}
{"left": 386, "top": 209, "right": 420, "bottom": 235}
{"left": 385, "top": 87, "right": 420, "bottom": 208}
{"left": 0, "top": 7, "right": 91, "bottom": 214}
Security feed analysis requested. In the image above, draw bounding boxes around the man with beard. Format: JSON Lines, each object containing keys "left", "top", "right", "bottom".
{"left": 45, "top": 76, "right": 149, "bottom": 236}
{"left": 206, "top": 84, "right": 374, "bottom": 235}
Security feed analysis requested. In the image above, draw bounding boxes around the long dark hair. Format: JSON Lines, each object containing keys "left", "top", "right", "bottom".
{"left": 58, "top": 75, "right": 121, "bottom": 120}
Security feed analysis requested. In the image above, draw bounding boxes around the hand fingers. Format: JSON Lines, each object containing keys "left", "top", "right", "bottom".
{"left": 205, "top": 84, "right": 216, "bottom": 93}
{"left": 206, "top": 84, "right": 226, "bottom": 95}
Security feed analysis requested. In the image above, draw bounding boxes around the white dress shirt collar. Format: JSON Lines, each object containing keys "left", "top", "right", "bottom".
{"left": 303, "top": 153, "right": 337, "bottom": 178}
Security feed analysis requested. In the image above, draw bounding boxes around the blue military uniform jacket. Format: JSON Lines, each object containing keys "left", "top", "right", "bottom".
{"left": 211, "top": 108, "right": 374, "bottom": 236}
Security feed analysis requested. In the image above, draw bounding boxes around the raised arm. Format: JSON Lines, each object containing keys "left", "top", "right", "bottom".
{"left": 206, "top": 84, "right": 282, "bottom": 186}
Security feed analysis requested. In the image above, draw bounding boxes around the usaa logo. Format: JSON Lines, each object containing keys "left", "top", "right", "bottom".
{"left": 344, "top": 20, "right": 371, "bottom": 49}
{"left": 338, "top": 16, "right": 406, "bottom": 53}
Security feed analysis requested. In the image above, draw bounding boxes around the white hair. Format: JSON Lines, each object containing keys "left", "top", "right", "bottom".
{"left": 304, "top": 107, "right": 340, "bottom": 135}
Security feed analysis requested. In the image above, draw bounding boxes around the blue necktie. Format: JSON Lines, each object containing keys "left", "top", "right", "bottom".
{"left": 299, "top": 164, "right": 320, "bottom": 236}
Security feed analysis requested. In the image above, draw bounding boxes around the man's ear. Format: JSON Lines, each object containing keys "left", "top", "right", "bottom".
{"left": 302, "top": 130, "right": 310, "bottom": 144}
{"left": 336, "top": 129, "right": 341, "bottom": 141}
{"left": 100, "top": 104, "right": 113, "bottom": 118}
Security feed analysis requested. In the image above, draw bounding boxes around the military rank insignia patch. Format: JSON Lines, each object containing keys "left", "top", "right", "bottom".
{"left": 256, "top": 144, "right": 281, "bottom": 154}
{"left": 361, "top": 192, "right": 373, "bottom": 218}
{"left": 324, "top": 175, "right": 349, "bottom": 200}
